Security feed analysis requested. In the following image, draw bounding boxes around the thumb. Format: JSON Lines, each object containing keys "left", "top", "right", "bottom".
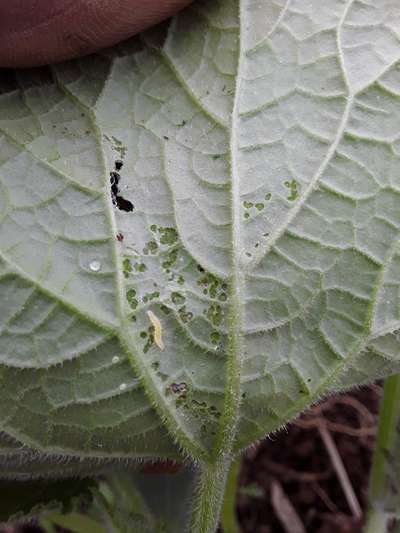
{"left": 0, "top": 0, "right": 192, "bottom": 68}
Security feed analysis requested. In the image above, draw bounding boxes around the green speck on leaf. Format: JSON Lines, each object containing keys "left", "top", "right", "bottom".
{"left": 210, "top": 331, "right": 221, "bottom": 344}
{"left": 179, "top": 306, "right": 193, "bottom": 323}
{"left": 284, "top": 179, "right": 299, "bottom": 201}
{"left": 162, "top": 248, "right": 178, "bottom": 270}
{"left": 171, "top": 292, "right": 186, "bottom": 305}
{"left": 143, "top": 240, "right": 158, "bottom": 255}
{"left": 123, "top": 258, "right": 132, "bottom": 278}
{"left": 134, "top": 262, "right": 147, "bottom": 273}
{"left": 126, "top": 289, "right": 138, "bottom": 310}
{"left": 143, "top": 291, "right": 160, "bottom": 303}
{"left": 206, "top": 303, "right": 223, "bottom": 326}
{"left": 159, "top": 227, "right": 178, "bottom": 246}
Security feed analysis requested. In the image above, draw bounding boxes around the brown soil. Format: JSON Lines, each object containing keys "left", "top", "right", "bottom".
{"left": 237, "top": 385, "right": 382, "bottom": 533}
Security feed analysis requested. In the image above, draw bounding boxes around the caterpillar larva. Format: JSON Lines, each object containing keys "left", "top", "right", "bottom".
{"left": 147, "top": 310, "right": 165, "bottom": 350}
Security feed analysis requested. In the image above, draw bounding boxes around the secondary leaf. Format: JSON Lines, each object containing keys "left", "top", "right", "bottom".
{"left": 40, "top": 468, "right": 195, "bottom": 533}
{"left": 0, "top": 478, "right": 94, "bottom": 525}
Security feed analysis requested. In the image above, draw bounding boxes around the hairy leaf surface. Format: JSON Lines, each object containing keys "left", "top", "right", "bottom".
{"left": 1, "top": 0, "right": 400, "bottom": 479}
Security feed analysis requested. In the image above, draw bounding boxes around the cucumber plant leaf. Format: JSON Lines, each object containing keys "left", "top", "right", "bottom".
{"left": 40, "top": 468, "right": 195, "bottom": 533}
{"left": 1, "top": 0, "right": 400, "bottom": 530}
{"left": 0, "top": 477, "right": 95, "bottom": 525}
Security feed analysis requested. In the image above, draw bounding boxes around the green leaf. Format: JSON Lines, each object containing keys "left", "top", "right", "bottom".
{"left": 1, "top": 0, "right": 400, "bottom": 530}
{"left": 42, "top": 512, "right": 107, "bottom": 533}
{"left": 0, "top": 478, "right": 94, "bottom": 525}
{"left": 124, "top": 468, "right": 195, "bottom": 532}
{"left": 41, "top": 468, "right": 195, "bottom": 533}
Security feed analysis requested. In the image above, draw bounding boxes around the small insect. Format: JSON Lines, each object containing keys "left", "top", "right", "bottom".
{"left": 147, "top": 310, "right": 165, "bottom": 350}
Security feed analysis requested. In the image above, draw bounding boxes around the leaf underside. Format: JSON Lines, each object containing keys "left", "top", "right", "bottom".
{"left": 1, "top": 0, "right": 400, "bottom": 480}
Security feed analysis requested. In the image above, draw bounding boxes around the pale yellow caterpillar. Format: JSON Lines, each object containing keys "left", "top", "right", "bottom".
{"left": 147, "top": 310, "right": 165, "bottom": 350}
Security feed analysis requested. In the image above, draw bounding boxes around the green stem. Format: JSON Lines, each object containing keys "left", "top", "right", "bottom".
{"left": 220, "top": 458, "right": 241, "bottom": 533}
{"left": 365, "top": 374, "right": 400, "bottom": 533}
{"left": 364, "top": 509, "right": 390, "bottom": 533}
{"left": 190, "top": 456, "right": 233, "bottom": 533}
{"left": 191, "top": 0, "right": 246, "bottom": 529}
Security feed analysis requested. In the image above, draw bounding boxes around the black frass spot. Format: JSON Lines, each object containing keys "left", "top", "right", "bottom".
{"left": 110, "top": 171, "right": 134, "bottom": 212}
{"left": 115, "top": 196, "right": 134, "bottom": 212}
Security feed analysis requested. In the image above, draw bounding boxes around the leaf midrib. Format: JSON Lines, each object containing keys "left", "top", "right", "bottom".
{"left": 207, "top": 0, "right": 245, "bottom": 462}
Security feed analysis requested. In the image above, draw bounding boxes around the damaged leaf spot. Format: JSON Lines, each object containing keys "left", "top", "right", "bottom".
{"left": 284, "top": 179, "right": 299, "bottom": 201}
{"left": 169, "top": 382, "right": 188, "bottom": 397}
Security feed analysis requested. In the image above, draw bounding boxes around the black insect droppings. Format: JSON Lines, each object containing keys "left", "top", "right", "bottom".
{"left": 110, "top": 172, "right": 120, "bottom": 184}
{"left": 115, "top": 160, "right": 123, "bottom": 171}
{"left": 110, "top": 170, "right": 134, "bottom": 212}
{"left": 115, "top": 196, "right": 134, "bottom": 212}
{"left": 163, "top": 135, "right": 169, "bottom": 141}
{"left": 110, "top": 171, "right": 120, "bottom": 197}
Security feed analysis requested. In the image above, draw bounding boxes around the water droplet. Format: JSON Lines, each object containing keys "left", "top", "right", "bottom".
{"left": 112, "top": 356, "right": 120, "bottom": 364}
{"left": 119, "top": 383, "right": 127, "bottom": 391}
{"left": 89, "top": 260, "right": 101, "bottom": 272}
